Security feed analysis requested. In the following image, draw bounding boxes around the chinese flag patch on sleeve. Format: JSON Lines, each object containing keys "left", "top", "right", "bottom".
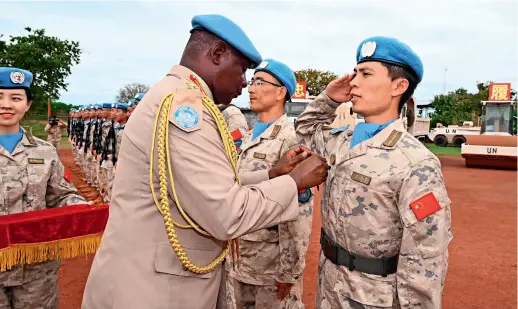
{"left": 409, "top": 192, "right": 441, "bottom": 221}
{"left": 63, "top": 167, "right": 72, "bottom": 183}
{"left": 230, "top": 129, "right": 243, "bottom": 141}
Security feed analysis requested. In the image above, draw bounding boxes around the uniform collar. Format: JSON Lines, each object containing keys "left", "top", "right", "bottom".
{"left": 167, "top": 65, "right": 214, "bottom": 100}
{"left": 20, "top": 128, "right": 38, "bottom": 147}
{"left": 257, "top": 114, "right": 289, "bottom": 140}
{"left": 368, "top": 119, "right": 406, "bottom": 149}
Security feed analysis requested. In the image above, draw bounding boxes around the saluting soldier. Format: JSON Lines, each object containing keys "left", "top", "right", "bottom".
{"left": 226, "top": 59, "right": 313, "bottom": 309}
{"left": 82, "top": 14, "right": 328, "bottom": 309}
{"left": 295, "top": 36, "right": 453, "bottom": 309}
{"left": 0, "top": 67, "right": 87, "bottom": 309}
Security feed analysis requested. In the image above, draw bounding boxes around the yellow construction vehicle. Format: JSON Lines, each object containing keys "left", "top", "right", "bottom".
{"left": 461, "top": 99, "right": 517, "bottom": 169}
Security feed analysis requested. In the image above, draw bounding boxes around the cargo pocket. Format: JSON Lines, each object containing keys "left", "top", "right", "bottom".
{"left": 333, "top": 270, "right": 395, "bottom": 308}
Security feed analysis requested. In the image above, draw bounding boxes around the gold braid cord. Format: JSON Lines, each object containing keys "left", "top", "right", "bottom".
{"left": 149, "top": 81, "right": 240, "bottom": 274}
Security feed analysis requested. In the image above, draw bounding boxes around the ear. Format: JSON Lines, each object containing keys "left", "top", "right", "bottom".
{"left": 392, "top": 78, "right": 409, "bottom": 97}
{"left": 277, "top": 87, "right": 288, "bottom": 101}
{"left": 210, "top": 42, "right": 229, "bottom": 65}
{"left": 25, "top": 100, "right": 32, "bottom": 112}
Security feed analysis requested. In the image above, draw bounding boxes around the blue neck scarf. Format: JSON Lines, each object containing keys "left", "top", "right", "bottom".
{"left": 350, "top": 120, "right": 395, "bottom": 149}
{"left": 0, "top": 127, "right": 24, "bottom": 153}
{"left": 252, "top": 120, "right": 275, "bottom": 141}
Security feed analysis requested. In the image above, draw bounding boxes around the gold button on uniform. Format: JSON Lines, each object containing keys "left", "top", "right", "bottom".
{"left": 330, "top": 154, "right": 336, "bottom": 165}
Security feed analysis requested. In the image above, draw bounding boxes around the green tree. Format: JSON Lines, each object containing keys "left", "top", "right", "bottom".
{"left": 294, "top": 69, "right": 338, "bottom": 96}
{"left": 430, "top": 81, "right": 517, "bottom": 128}
{"left": 0, "top": 27, "right": 82, "bottom": 113}
{"left": 116, "top": 83, "right": 150, "bottom": 103}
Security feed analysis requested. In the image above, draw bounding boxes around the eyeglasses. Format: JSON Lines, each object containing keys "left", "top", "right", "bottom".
{"left": 247, "top": 79, "right": 283, "bottom": 88}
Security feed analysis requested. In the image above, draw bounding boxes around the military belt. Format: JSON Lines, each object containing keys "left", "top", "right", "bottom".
{"left": 320, "top": 229, "right": 398, "bottom": 277}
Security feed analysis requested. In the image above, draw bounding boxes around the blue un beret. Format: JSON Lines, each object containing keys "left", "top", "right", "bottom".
{"left": 128, "top": 98, "right": 136, "bottom": 107}
{"left": 86, "top": 105, "right": 92, "bottom": 111}
{"left": 0, "top": 67, "right": 33, "bottom": 89}
{"left": 95, "top": 103, "right": 102, "bottom": 109}
{"left": 134, "top": 93, "right": 144, "bottom": 101}
{"left": 115, "top": 103, "right": 128, "bottom": 111}
{"left": 255, "top": 59, "right": 297, "bottom": 97}
{"left": 102, "top": 102, "right": 112, "bottom": 109}
{"left": 191, "top": 14, "right": 262, "bottom": 67}
{"left": 356, "top": 36, "right": 423, "bottom": 83}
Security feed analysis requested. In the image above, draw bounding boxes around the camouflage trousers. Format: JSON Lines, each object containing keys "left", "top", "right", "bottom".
{"left": 0, "top": 260, "right": 59, "bottom": 309}
{"left": 94, "top": 156, "right": 101, "bottom": 189}
{"left": 100, "top": 157, "right": 114, "bottom": 203}
{"left": 226, "top": 276, "right": 304, "bottom": 309}
{"left": 47, "top": 138, "right": 60, "bottom": 152}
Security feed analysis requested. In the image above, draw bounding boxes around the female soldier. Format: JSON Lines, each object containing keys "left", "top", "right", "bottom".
{"left": 0, "top": 67, "right": 87, "bottom": 309}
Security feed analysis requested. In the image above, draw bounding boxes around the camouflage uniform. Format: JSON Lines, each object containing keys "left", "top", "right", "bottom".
{"left": 98, "top": 120, "right": 111, "bottom": 198}
{"left": 295, "top": 92, "right": 453, "bottom": 309}
{"left": 108, "top": 122, "right": 125, "bottom": 198}
{"left": 44, "top": 123, "right": 61, "bottom": 152}
{"left": 226, "top": 114, "right": 312, "bottom": 309}
{"left": 222, "top": 105, "right": 249, "bottom": 133}
{"left": 86, "top": 119, "right": 97, "bottom": 185}
{"left": 0, "top": 130, "right": 86, "bottom": 309}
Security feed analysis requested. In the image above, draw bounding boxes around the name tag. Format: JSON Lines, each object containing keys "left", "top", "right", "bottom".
{"left": 253, "top": 152, "right": 266, "bottom": 159}
{"left": 28, "top": 158, "right": 45, "bottom": 164}
{"left": 351, "top": 172, "right": 371, "bottom": 185}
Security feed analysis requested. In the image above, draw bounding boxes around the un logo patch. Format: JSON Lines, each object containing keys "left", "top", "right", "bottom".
{"left": 298, "top": 188, "right": 312, "bottom": 203}
{"left": 174, "top": 105, "right": 199, "bottom": 130}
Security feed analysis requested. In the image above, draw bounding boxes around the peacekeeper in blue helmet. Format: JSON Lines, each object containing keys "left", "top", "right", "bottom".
{"left": 82, "top": 14, "right": 328, "bottom": 309}
{"left": 225, "top": 58, "right": 314, "bottom": 308}
{"left": 296, "top": 36, "right": 453, "bottom": 309}
{"left": 0, "top": 67, "right": 87, "bottom": 309}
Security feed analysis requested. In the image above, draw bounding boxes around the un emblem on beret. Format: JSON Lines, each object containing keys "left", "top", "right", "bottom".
{"left": 258, "top": 61, "right": 269, "bottom": 69}
{"left": 361, "top": 41, "right": 377, "bottom": 58}
{"left": 174, "top": 105, "right": 199, "bottom": 130}
{"left": 10, "top": 72, "right": 25, "bottom": 84}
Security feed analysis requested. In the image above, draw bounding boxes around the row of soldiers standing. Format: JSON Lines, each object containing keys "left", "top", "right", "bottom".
{"left": 67, "top": 94, "right": 143, "bottom": 203}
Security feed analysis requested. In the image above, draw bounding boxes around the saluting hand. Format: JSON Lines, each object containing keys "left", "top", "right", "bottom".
{"left": 326, "top": 73, "right": 355, "bottom": 103}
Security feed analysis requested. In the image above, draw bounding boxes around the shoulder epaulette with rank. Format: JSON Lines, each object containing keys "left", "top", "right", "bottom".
{"left": 330, "top": 124, "right": 350, "bottom": 135}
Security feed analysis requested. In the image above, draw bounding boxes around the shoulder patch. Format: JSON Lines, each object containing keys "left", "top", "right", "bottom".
{"left": 330, "top": 124, "right": 350, "bottom": 135}
{"left": 25, "top": 132, "right": 37, "bottom": 145}
{"left": 409, "top": 192, "right": 441, "bottom": 221}
{"left": 298, "top": 188, "right": 313, "bottom": 203}
{"left": 383, "top": 130, "right": 403, "bottom": 147}
{"left": 270, "top": 125, "right": 281, "bottom": 138}
{"left": 168, "top": 89, "right": 203, "bottom": 133}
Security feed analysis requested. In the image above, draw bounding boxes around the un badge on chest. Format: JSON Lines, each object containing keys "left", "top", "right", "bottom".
{"left": 169, "top": 89, "right": 203, "bottom": 132}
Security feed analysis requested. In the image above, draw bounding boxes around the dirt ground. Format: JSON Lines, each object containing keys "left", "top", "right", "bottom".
{"left": 56, "top": 150, "right": 517, "bottom": 309}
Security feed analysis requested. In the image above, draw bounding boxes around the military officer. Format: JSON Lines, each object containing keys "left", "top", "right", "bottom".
{"left": 295, "top": 36, "right": 453, "bottom": 309}
{"left": 226, "top": 59, "right": 312, "bottom": 309}
{"left": 82, "top": 14, "right": 328, "bottom": 309}
{"left": 0, "top": 67, "right": 87, "bottom": 309}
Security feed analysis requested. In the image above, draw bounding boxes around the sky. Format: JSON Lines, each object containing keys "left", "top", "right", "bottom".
{"left": 1, "top": 0, "right": 516, "bottom": 108}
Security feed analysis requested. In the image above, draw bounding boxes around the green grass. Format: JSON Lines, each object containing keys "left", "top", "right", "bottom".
{"left": 21, "top": 119, "right": 71, "bottom": 150}
{"left": 425, "top": 143, "right": 461, "bottom": 156}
